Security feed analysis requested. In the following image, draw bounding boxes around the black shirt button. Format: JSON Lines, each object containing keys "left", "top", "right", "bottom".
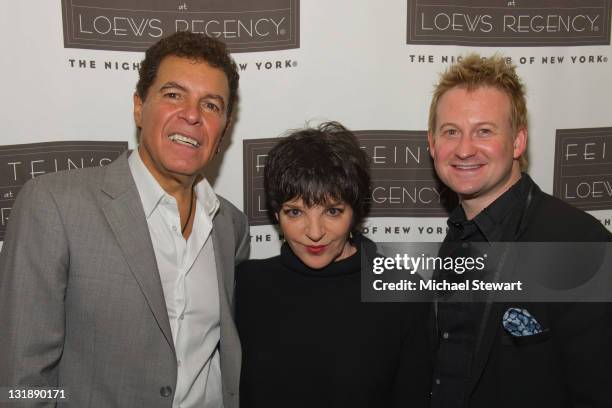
{"left": 160, "top": 386, "right": 173, "bottom": 397}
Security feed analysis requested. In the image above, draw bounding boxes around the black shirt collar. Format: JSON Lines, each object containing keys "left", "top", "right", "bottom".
{"left": 447, "top": 174, "right": 534, "bottom": 242}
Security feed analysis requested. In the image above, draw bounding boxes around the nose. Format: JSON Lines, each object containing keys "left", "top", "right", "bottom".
{"left": 178, "top": 100, "right": 202, "bottom": 125}
{"left": 305, "top": 216, "right": 325, "bottom": 242}
{"left": 455, "top": 134, "right": 477, "bottom": 159}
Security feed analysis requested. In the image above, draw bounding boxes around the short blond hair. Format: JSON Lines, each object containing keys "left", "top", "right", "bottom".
{"left": 428, "top": 54, "right": 528, "bottom": 169}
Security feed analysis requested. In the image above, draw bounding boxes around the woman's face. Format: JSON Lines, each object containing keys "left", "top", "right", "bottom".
{"left": 277, "top": 197, "right": 356, "bottom": 269}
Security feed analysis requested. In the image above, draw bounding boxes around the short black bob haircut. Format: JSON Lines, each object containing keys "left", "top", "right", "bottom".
{"left": 264, "top": 122, "right": 371, "bottom": 233}
{"left": 136, "top": 31, "right": 240, "bottom": 117}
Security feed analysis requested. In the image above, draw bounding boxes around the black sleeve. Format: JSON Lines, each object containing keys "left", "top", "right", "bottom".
{"left": 391, "top": 302, "right": 433, "bottom": 408}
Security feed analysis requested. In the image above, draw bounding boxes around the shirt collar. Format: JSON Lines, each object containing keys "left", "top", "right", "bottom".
{"left": 193, "top": 175, "right": 220, "bottom": 220}
{"left": 447, "top": 173, "right": 530, "bottom": 242}
{"left": 128, "top": 149, "right": 166, "bottom": 219}
{"left": 128, "top": 149, "right": 220, "bottom": 220}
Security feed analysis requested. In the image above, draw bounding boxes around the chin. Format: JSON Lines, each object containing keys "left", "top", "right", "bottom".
{"left": 443, "top": 178, "right": 482, "bottom": 196}
{"left": 453, "top": 186, "right": 482, "bottom": 198}
{"left": 164, "top": 163, "right": 203, "bottom": 178}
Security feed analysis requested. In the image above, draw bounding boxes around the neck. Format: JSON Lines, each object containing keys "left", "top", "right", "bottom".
{"left": 180, "top": 189, "right": 195, "bottom": 238}
{"left": 172, "top": 177, "right": 201, "bottom": 239}
{"left": 163, "top": 180, "right": 195, "bottom": 204}
{"left": 136, "top": 145, "right": 198, "bottom": 202}
{"left": 338, "top": 240, "right": 357, "bottom": 261}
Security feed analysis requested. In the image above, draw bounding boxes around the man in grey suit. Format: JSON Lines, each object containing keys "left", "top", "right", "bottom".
{"left": 0, "top": 32, "right": 249, "bottom": 407}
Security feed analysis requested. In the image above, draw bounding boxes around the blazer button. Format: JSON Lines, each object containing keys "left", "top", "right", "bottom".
{"left": 160, "top": 386, "right": 173, "bottom": 397}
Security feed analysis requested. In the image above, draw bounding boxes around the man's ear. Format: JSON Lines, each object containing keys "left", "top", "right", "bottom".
{"left": 133, "top": 93, "right": 143, "bottom": 128}
{"left": 216, "top": 117, "right": 233, "bottom": 155}
{"left": 427, "top": 131, "right": 436, "bottom": 160}
{"left": 224, "top": 116, "right": 233, "bottom": 134}
{"left": 513, "top": 127, "right": 528, "bottom": 159}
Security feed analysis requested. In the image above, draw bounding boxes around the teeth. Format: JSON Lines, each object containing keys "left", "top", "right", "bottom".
{"left": 454, "top": 164, "right": 481, "bottom": 169}
{"left": 168, "top": 134, "right": 200, "bottom": 147}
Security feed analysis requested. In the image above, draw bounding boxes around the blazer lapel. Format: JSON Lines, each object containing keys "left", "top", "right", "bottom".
{"left": 99, "top": 152, "right": 175, "bottom": 353}
{"left": 468, "top": 243, "right": 520, "bottom": 393}
{"left": 212, "top": 204, "right": 235, "bottom": 305}
{"left": 468, "top": 302, "right": 505, "bottom": 393}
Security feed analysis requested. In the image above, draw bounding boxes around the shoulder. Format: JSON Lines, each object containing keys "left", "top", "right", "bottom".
{"left": 216, "top": 194, "right": 248, "bottom": 227}
{"left": 16, "top": 165, "right": 108, "bottom": 205}
{"left": 235, "top": 256, "right": 283, "bottom": 300}
{"left": 525, "top": 186, "right": 611, "bottom": 241}
{"left": 236, "top": 256, "right": 281, "bottom": 281}
{"left": 216, "top": 194, "right": 241, "bottom": 214}
{"left": 214, "top": 194, "right": 250, "bottom": 263}
{"left": 4, "top": 165, "right": 113, "bottom": 247}
{"left": 21, "top": 151, "right": 130, "bottom": 198}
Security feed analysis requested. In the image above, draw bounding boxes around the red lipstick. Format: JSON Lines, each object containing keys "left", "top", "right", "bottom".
{"left": 306, "top": 245, "right": 327, "bottom": 254}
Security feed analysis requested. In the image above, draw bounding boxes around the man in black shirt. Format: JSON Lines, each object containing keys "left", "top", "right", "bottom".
{"left": 426, "top": 54, "right": 612, "bottom": 407}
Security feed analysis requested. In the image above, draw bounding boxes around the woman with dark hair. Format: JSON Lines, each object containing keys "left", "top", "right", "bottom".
{"left": 235, "top": 122, "right": 431, "bottom": 408}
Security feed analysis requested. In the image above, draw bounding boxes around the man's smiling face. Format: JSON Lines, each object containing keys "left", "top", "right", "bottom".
{"left": 134, "top": 55, "right": 230, "bottom": 188}
{"left": 428, "top": 85, "right": 526, "bottom": 213}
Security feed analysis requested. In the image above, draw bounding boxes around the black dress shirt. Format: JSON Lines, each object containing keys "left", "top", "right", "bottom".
{"left": 431, "top": 174, "right": 533, "bottom": 408}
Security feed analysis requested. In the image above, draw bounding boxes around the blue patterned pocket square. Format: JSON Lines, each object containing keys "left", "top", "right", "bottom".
{"left": 502, "top": 308, "right": 543, "bottom": 336}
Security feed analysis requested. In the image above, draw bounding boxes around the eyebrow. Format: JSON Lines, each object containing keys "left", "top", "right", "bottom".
{"left": 159, "top": 81, "right": 187, "bottom": 93}
{"left": 282, "top": 201, "right": 345, "bottom": 209}
{"left": 323, "top": 200, "right": 344, "bottom": 207}
{"left": 473, "top": 121, "right": 499, "bottom": 129}
{"left": 437, "top": 122, "right": 458, "bottom": 132}
{"left": 438, "top": 121, "right": 498, "bottom": 129}
{"left": 282, "top": 203, "right": 303, "bottom": 209}
{"left": 159, "top": 81, "right": 227, "bottom": 109}
{"left": 204, "top": 93, "right": 226, "bottom": 110}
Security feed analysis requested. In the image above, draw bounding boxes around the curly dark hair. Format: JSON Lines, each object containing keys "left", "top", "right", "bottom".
{"left": 264, "top": 122, "right": 371, "bottom": 233}
{"left": 136, "top": 31, "right": 240, "bottom": 117}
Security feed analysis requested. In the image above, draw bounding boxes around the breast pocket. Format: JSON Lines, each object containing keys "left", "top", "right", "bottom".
{"left": 501, "top": 329, "right": 550, "bottom": 346}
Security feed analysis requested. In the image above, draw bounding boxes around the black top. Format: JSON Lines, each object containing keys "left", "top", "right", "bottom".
{"left": 432, "top": 173, "right": 612, "bottom": 408}
{"left": 432, "top": 174, "right": 531, "bottom": 408}
{"left": 236, "top": 237, "right": 432, "bottom": 408}
{"left": 445, "top": 173, "right": 532, "bottom": 243}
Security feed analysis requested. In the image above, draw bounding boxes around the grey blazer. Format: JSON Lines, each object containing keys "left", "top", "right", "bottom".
{"left": 0, "top": 152, "right": 250, "bottom": 407}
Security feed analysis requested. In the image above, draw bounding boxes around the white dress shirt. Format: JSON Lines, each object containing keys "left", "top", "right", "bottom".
{"left": 129, "top": 150, "right": 223, "bottom": 408}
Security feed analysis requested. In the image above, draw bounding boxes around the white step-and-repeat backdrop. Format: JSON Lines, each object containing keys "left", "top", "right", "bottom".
{"left": 1, "top": 0, "right": 611, "bottom": 257}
